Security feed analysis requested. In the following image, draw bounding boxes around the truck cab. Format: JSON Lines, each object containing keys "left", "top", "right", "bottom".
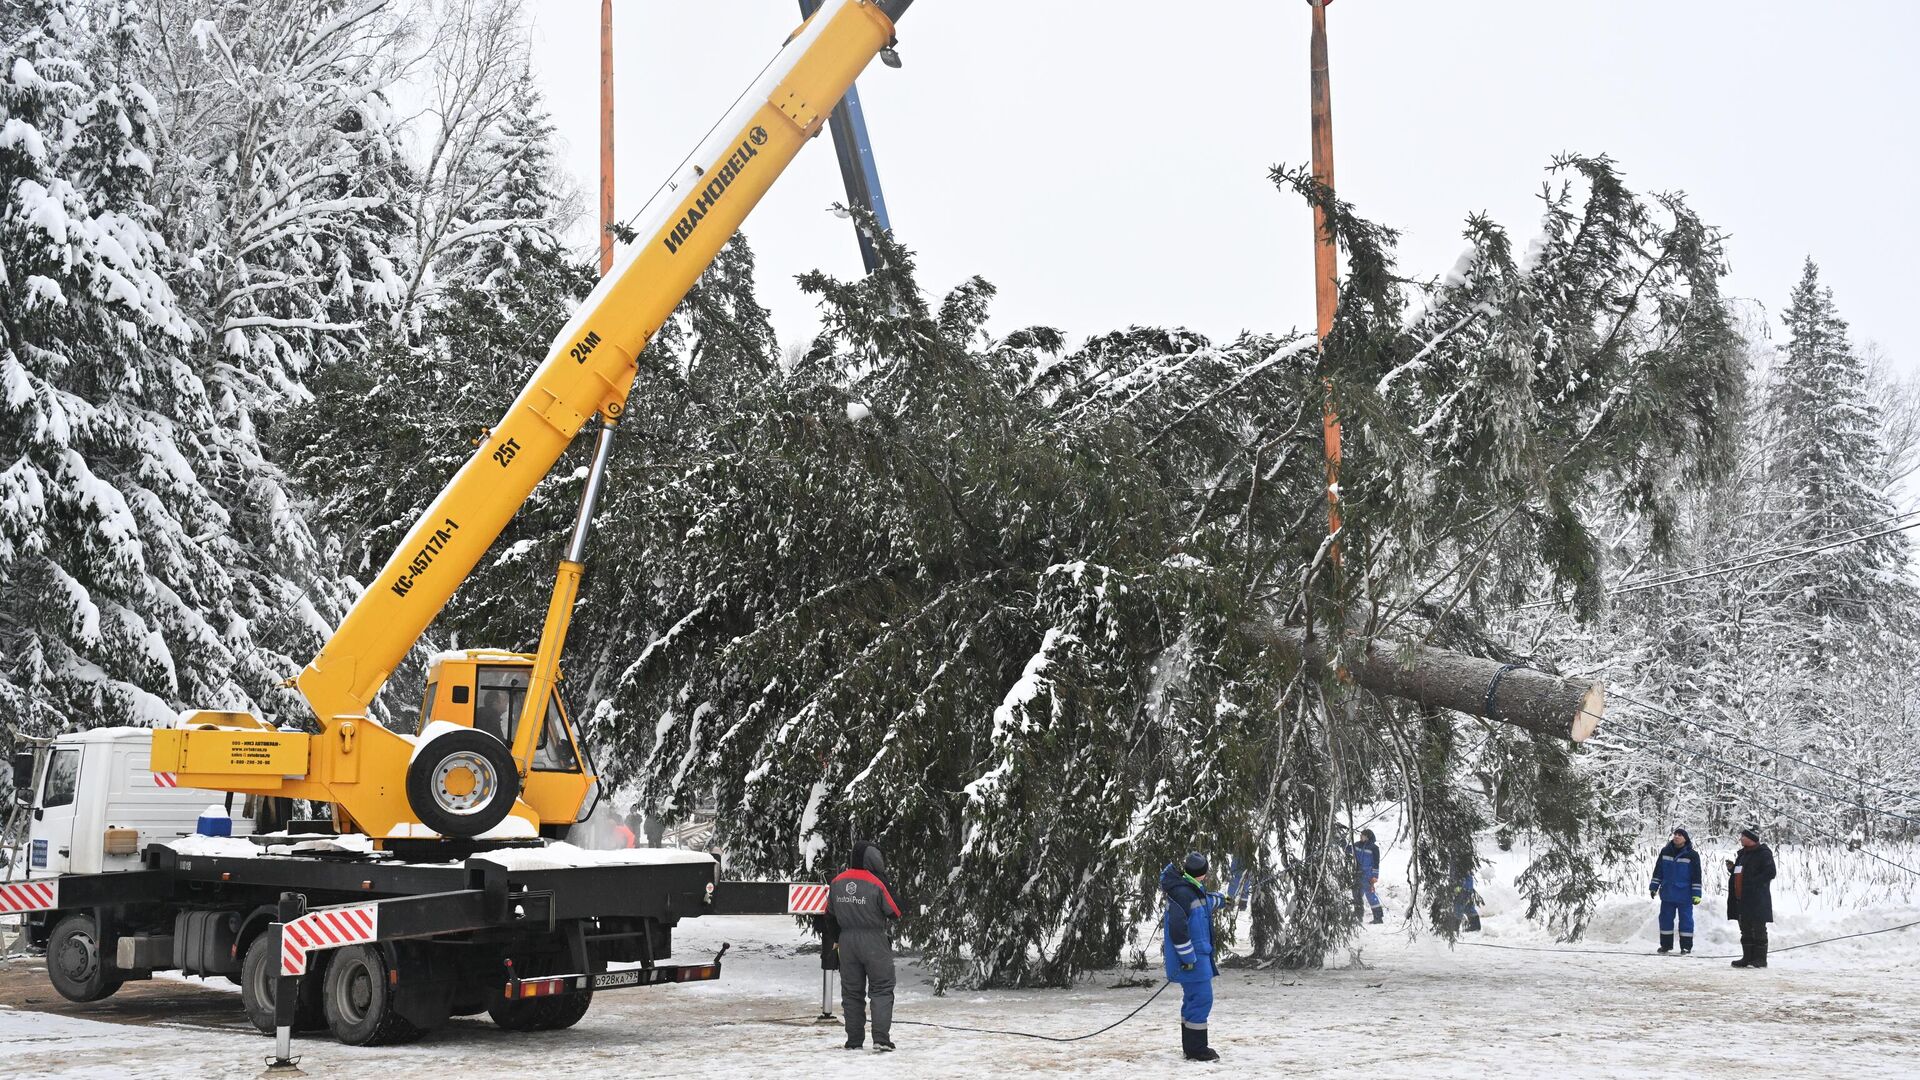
{"left": 418, "top": 651, "right": 597, "bottom": 835}
{"left": 10, "top": 728, "right": 254, "bottom": 878}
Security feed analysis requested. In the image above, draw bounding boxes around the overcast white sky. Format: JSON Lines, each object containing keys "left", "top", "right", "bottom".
{"left": 527, "top": 1, "right": 1919, "bottom": 371}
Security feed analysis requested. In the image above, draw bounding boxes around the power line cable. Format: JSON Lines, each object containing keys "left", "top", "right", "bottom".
{"left": 1603, "top": 507, "right": 1920, "bottom": 592}
{"left": 1457, "top": 919, "right": 1920, "bottom": 960}
{"left": 1607, "top": 688, "right": 1920, "bottom": 808}
{"left": 1588, "top": 715, "right": 1920, "bottom": 877}
{"left": 1731, "top": 780, "right": 1920, "bottom": 878}
{"left": 1517, "top": 516, "right": 1920, "bottom": 610}
{"left": 1593, "top": 722, "right": 1920, "bottom": 832}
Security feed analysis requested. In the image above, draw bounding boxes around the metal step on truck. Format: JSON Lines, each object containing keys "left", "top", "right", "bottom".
{"left": 2, "top": 729, "right": 817, "bottom": 1048}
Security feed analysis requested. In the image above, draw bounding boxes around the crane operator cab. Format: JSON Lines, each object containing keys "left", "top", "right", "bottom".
{"left": 417, "top": 650, "right": 597, "bottom": 839}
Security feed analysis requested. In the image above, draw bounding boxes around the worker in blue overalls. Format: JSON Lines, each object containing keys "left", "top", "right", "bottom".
{"left": 1161, "top": 851, "right": 1227, "bottom": 1062}
{"left": 1649, "top": 826, "right": 1704, "bottom": 954}
{"left": 1350, "top": 829, "right": 1383, "bottom": 924}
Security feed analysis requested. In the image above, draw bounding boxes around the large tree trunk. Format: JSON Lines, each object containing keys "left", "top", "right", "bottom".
{"left": 1266, "top": 627, "right": 1603, "bottom": 743}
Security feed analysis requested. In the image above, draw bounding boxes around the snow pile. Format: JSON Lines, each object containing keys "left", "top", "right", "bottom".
{"left": 1350, "top": 814, "right": 1920, "bottom": 965}
{"left": 264, "top": 834, "right": 378, "bottom": 857}
{"left": 163, "top": 835, "right": 261, "bottom": 859}
{"left": 468, "top": 841, "right": 715, "bottom": 872}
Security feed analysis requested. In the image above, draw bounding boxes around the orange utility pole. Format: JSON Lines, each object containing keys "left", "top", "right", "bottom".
{"left": 599, "top": 0, "right": 615, "bottom": 276}
{"left": 1308, "top": 0, "right": 1341, "bottom": 567}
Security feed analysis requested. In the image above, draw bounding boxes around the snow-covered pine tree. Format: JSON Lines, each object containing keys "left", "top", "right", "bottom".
{"left": 1769, "top": 259, "right": 1913, "bottom": 652}
{"left": 1538, "top": 265, "right": 1920, "bottom": 845}
{"left": 390, "top": 2, "right": 552, "bottom": 336}
{"left": 141, "top": 0, "right": 415, "bottom": 386}
{"left": 272, "top": 73, "right": 596, "bottom": 722}
{"left": 1, "top": 0, "right": 334, "bottom": 783}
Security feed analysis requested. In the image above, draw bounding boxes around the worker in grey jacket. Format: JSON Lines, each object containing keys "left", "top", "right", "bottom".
{"left": 830, "top": 840, "right": 904, "bottom": 1051}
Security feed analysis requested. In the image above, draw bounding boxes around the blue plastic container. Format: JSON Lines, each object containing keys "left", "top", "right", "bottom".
{"left": 196, "top": 804, "right": 232, "bottom": 837}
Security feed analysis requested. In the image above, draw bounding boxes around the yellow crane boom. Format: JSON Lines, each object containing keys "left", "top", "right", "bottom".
{"left": 151, "top": 0, "right": 913, "bottom": 842}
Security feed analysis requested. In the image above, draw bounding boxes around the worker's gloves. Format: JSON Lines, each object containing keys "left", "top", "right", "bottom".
{"left": 1692, "top": 896, "right": 1702, "bottom": 906}
{"left": 1649, "top": 888, "right": 1658, "bottom": 899}
{"left": 1180, "top": 961, "right": 1196, "bottom": 972}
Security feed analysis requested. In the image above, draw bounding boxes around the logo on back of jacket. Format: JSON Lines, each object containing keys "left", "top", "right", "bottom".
{"left": 662, "top": 127, "right": 767, "bottom": 256}
{"left": 838, "top": 880, "right": 868, "bottom": 905}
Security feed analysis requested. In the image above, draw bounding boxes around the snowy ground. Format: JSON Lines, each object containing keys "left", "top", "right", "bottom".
{"left": 4, "top": 841, "right": 1917, "bottom": 1079}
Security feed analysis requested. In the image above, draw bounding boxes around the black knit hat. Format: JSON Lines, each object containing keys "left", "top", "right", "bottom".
{"left": 1183, "top": 851, "right": 1209, "bottom": 877}
{"left": 1740, "top": 827, "right": 1761, "bottom": 843}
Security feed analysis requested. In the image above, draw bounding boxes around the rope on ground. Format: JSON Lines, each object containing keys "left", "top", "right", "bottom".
{"left": 1455, "top": 917, "right": 1920, "bottom": 961}
{"left": 890, "top": 980, "right": 1173, "bottom": 1042}
{"left": 787, "top": 918, "right": 1920, "bottom": 1042}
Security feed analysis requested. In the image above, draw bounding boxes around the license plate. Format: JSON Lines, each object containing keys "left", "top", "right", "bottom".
{"left": 594, "top": 969, "right": 642, "bottom": 989}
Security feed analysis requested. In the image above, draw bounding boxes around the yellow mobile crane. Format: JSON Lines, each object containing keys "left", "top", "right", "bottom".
{"left": 150, "top": 0, "right": 915, "bottom": 843}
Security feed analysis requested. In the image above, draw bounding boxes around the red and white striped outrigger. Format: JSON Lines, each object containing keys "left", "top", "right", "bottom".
{"left": 787, "top": 882, "right": 830, "bottom": 915}
{"left": 280, "top": 902, "right": 380, "bottom": 976}
{"left": 0, "top": 880, "right": 58, "bottom": 914}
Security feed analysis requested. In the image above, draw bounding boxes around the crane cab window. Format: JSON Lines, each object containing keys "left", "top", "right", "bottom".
{"left": 42, "top": 749, "right": 79, "bottom": 809}
{"left": 474, "top": 667, "right": 583, "bottom": 773}
{"left": 420, "top": 681, "right": 439, "bottom": 725}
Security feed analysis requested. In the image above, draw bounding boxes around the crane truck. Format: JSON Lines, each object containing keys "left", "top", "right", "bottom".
{"left": 1, "top": 0, "right": 911, "bottom": 1048}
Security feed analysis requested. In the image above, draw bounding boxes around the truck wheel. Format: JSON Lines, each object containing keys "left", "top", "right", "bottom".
{"left": 485, "top": 991, "right": 552, "bottom": 1031}
{"left": 485, "top": 953, "right": 583, "bottom": 1031}
{"left": 46, "top": 914, "right": 122, "bottom": 1003}
{"left": 542, "top": 990, "right": 592, "bottom": 1030}
{"left": 323, "top": 945, "right": 420, "bottom": 1046}
{"left": 405, "top": 728, "right": 520, "bottom": 838}
{"left": 240, "top": 932, "right": 327, "bottom": 1034}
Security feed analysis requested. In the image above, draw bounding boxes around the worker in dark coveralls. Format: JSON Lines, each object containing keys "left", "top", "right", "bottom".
{"left": 1161, "top": 850, "right": 1227, "bottom": 1062}
{"left": 830, "top": 840, "right": 903, "bottom": 1051}
{"left": 1727, "top": 827, "right": 1776, "bottom": 968}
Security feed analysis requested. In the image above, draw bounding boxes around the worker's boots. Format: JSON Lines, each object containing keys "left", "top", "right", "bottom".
{"left": 1657, "top": 933, "right": 1673, "bottom": 954}
{"left": 1182, "top": 1025, "right": 1220, "bottom": 1062}
{"left": 1370, "top": 906, "right": 1384, "bottom": 925}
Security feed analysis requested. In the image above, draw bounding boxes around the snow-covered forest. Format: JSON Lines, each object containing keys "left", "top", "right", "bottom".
{"left": 5, "top": 0, "right": 1917, "bottom": 990}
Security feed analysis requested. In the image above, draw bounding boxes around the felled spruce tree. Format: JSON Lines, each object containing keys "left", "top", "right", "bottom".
{"left": 589, "top": 152, "right": 1739, "bottom": 985}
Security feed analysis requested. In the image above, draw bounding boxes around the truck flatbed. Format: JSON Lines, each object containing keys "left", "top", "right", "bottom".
{"left": 5, "top": 836, "right": 812, "bottom": 1048}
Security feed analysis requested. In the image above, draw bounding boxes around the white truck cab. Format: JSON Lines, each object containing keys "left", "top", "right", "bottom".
{"left": 10, "top": 727, "right": 254, "bottom": 878}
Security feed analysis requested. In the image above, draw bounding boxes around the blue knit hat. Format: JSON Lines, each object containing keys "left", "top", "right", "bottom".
{"left": 1183, "top": 851, "right": 1209, "bottom": 877}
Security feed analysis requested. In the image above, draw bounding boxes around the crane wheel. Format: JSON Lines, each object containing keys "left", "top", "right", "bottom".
{"left": 240, "top": 931, "right": 328, "bottom": 1034}
{"left": 45, "top": 914, "right": 122, "bottom": 1003}
{"left": 323, "top": 944, "right": 421, "bottom": 1046}
{"left": 404, "top": 728, "right": 521, "bottom": 838}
